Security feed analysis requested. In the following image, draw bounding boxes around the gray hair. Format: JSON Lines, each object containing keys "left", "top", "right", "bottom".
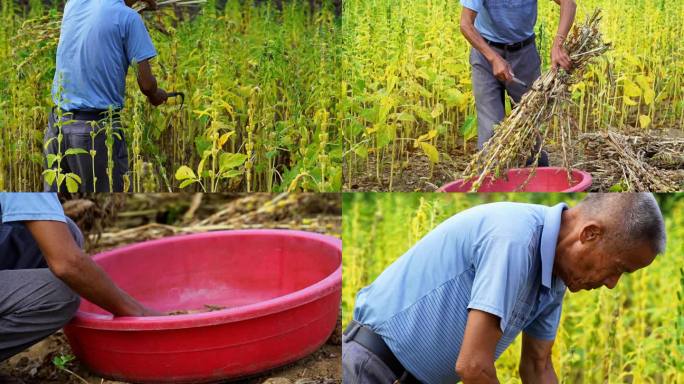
{"left": 577, "top": 193, "right": 666, "bottom": 255}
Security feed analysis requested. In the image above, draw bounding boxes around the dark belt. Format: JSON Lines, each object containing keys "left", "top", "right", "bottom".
{"left": 484, "top": 35, "right": 535, "bottom": 52}
{"left": 56, "top": 108, "right": 121, "bottom": 121}
{"left": 345, "top": 320, "right": 419, "bottom": 384}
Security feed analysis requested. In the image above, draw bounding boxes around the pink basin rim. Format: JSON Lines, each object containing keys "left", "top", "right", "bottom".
{"left": 68, "top": 229, "right": 342, "bottom": 331}
{"left": 437, "top": 167, "right": 592, "bottom": 192}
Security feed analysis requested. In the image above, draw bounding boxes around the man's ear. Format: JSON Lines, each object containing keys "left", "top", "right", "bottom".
{"left": 579, "top": 222, "right": 603, "bottom": 243}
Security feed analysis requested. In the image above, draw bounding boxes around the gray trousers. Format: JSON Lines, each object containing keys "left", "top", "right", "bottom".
{"left": 0, "top": 218, "right": 83, "bottom": 362}
{"left": 44, "top": 110, "right": 129, "bottom": 192}
{"left": 470, "top": 41, "right": 541, "bottom": 149}
{"left": 342, "top": 322, "right": 398, "bottom": 384}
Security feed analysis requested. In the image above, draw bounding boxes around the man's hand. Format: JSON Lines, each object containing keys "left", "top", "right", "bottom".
{"left": 551, "top": 40, "right": 572, "bottom": 72}
{"left": 455, "top": 309, "right": 502, "bottom": 383}
{"left": 460, "top": 7, "right": 512, "bottom": 84}
{"left": 519, "top": 333, "right": 558, "bottom": 383}
{"left": 551, "top": 0, "right": 577, "bottom": 72}
{"left": 128, "top": 305, "right": 164, "bottom": 317}
{"left": 24, "top": 220, "right": 163, "bottom": 318}
{"left": 148, "top": 88, "right": 168, "bottom": 106}
{"left": 491, "top": 56, "right": 514, "bottom": 82}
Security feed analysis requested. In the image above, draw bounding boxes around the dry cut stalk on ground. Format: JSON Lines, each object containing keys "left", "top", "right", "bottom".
{"left": 576, "top": 130, "right": 683, "bottom": 192}
{"left": 462, "top": 9, "right": 611, "bottom": 191}
{"left": 88, "top": 193, "right": 341, "bottom": 253}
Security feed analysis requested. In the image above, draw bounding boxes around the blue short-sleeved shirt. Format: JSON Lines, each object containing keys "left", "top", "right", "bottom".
{"left": 52, "top": 0, "right": 157, "bottom": 111}
{"left": 0, "top": 193, "right": 66, "bottom": 223}
{"left": 353, "top": 202, "right": 568, "bottom": 384}
{"left": 460, "top": 0, "right": 538, "bottom": 44}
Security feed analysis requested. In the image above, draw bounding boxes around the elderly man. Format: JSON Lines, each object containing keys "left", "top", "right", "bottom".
{"left": 0, "top": 193, "right": 159, "bottom": 364}
{"left": 45, "top": 0, "right": 168, "bottom": 192}
{"left": 460, "top": 0, "right": 576, "bottom": 165}
{"left": 343, "top": 194, "right": 666, "bottom": 383}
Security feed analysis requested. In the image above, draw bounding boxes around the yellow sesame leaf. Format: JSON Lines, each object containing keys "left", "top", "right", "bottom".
{"left": 419, "top": 142, "right": 439, "bottom": 163}
{"left": 623, "top": 79, "right": 642, "bottom": 98}
{"left": 623, "top": 95, "right": 638, "bottom": 106}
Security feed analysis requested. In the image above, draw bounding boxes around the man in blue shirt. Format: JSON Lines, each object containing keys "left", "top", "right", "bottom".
{"left": 460, "top": 0, "right": 577, "bottom": 165}
{"left": 44, "top": 0, "right": 168, "bottom": 192}
{"left": 0, "top": 193, "right": 160, "bottom": 363}
{"left": 343, "top": 194, "right": 666, "bottom": 383}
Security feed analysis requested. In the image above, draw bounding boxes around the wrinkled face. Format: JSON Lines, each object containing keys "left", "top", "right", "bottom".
{"left": 560, "top": 225, "right": 657, "bottom": 292}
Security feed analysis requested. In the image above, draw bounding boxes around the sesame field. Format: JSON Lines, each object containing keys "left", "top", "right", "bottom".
{"left": 341, "top": 0, "right": 684, "bottom": 192}
{"left": 0, "top": 0, "right": 343, "bottom": 192}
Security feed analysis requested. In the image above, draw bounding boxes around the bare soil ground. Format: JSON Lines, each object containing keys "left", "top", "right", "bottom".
{"left": 344, "top": 142, "right": 473, "bottom": 192}
{"left": 0, "top": 193, "right": 342, "bottom": 384}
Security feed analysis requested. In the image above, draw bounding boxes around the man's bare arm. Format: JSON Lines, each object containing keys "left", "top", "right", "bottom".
{"left": 519, "top": 333, "right": 558, "bottom": 383}
{"left": 25, "top": 220, "right": 161, "bottom": 317}
{"left": 459, "top": 7, "right": 513, "bottom": 82}
{"left": 455, "top": 309, "right": 503, "bottom": 383}
{"left": 136, "top": 59, "right": 167, "bottom": 106}
{"left": 550, "top": 0, "right": 576, "bottom": 71}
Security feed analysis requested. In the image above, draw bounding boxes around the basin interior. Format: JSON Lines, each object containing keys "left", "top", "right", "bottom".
{"left": 80, "top": 232, "right": 340, "bottom": 315}
{"left": 477, "top": 169, "right": 582, "bottom": 192}
{"left": 442, "top": 168, "right": 587, "bottom": 192}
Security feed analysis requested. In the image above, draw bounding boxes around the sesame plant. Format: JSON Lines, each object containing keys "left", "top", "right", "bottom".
{"left": 52, "top": 354, "right": 89, "bottom": 384}
{"left": 42, "top": 77, "right": 86, "bottom": 192}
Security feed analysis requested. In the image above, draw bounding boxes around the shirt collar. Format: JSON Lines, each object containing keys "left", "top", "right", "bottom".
{"left": 540, "top": 203, "right": 567, "bottom": 288}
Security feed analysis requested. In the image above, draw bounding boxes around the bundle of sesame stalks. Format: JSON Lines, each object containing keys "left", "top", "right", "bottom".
{"left": 461, "top": 9, "right": 610, "bottom": 191}
{"left": 133, "top": 0, "right": 207, "bottom": 12}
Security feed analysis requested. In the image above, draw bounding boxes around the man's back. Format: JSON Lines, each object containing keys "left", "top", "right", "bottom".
{"left": 461, "top": 0, "right": 539, "bottom": 44}
{"left": 0, "top": 193, "right": 66, "bottom": 270}
{"left": 52, "top": 0, "right": 156, "bottom": 111}
{"left": 352, "top": 202, "right": 567, "bottom": 383}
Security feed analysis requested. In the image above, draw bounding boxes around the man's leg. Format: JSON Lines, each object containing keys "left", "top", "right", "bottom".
{"left": 0, "top": 269, "right": 80, "bottom": 362}
{"left": 111, "top": 123, "right": 129, "bottom": 192}
{"left": 505, "top": 42, "right": 548, "bottom": 166}
{"left": 59, "top": 119, "right": 129, "bottom": 192}
{"left": 342, "top": 323, "right": 399, "bottom": 384}
{"left": 0, "top": 215, "right": 84, "bottom": 362}
{"left": 505, "top": 43, "right": 541, "bottom": 104}
{"left": 470, "top": 47, "right": 506, "bottom": 149}
{"left": 93, "top": 118, "right": 129, "bottom": 192}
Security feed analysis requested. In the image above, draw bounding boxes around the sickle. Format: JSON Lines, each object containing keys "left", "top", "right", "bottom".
{"left": 167, "top": 91, "right": 185, "bottom": 109}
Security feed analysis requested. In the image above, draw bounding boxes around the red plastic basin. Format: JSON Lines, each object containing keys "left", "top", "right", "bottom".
{"left": 63, "top": 230, "right": 342, "bottom": 383}
{"left": 438, "top": 167, "right": 592, "bottom": 192}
